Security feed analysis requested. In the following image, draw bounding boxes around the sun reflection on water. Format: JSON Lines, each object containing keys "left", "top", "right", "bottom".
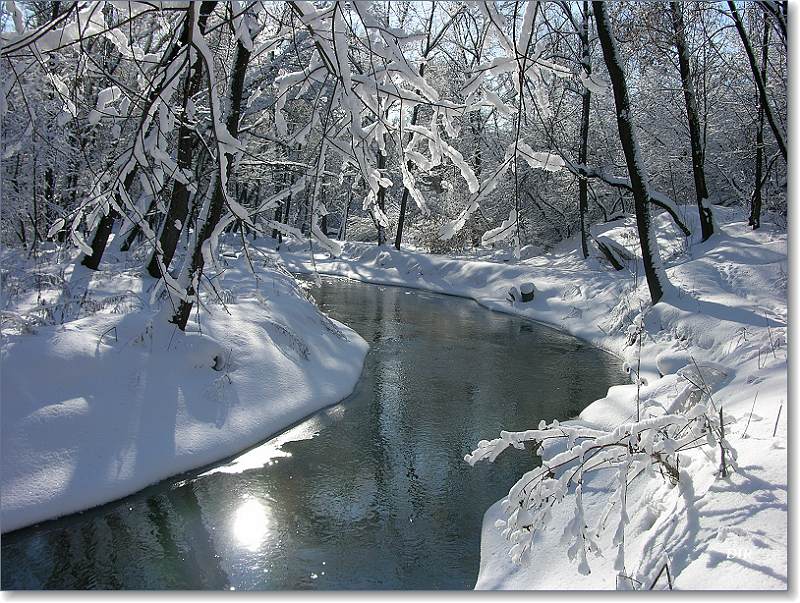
{"left": 232, "top": 498, "right": 269, "bottom": 551}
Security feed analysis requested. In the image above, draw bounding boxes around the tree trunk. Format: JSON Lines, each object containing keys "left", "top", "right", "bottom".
{"left": 80, "top": 170, "right": 136, "bottom": 270}
{"left": 751, "top": 15, "right": 770, "bottom": 229}
{"left": 272, "top": 173, "right": 284, "bottom": 241}
{"left": 728, "top": 1, "right": 786, "bottom": 162}
{"left": 593, "top": 1, "right": 669, "bottom": 305}
{"left": 340, "top": 179, "right": 353, "bottom": 240}
{"left": 671, "top": 1, "right": 713, "bottom": 241}
{"left": 394, "top": 101, "right": 423, "bottom": 250}
{"left": 171, "top": 38, "right": 251, "bottom": 330}
{"left": 119, "top": 194, "right": 154, "bottom": 251}
{"left": 146, "top": 1, "right": 216, "bottom": 278}
{"left": 374, "top": 151, "right": 387, "bottom": 246}
{"left": 80, "top": 212, "right": 117, "bottom": 270}
{"left": 578, "top": 1, "right": 592, "bottom": 259}
{"left": 282, "top": 187, "right": 292, "bottom": 231}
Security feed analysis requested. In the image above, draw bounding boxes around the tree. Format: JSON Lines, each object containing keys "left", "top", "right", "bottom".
{"left": 394, "top": 3, "right": 461, "bottom": 251}
{"left": 577, "top": 1, "right": 592, "bottom": 258}
{"left": 171, "top": 31, "right": 253, "bottom": 330}
{"left": 727, "top": 1, "right": 786, "bottom": 163}
{"left": 593, "top": 1, "right": 670, "bottom": 305}
{"left": 146, "top": 1, "right": 216, "bottom": 279}
{"left": 670, "top": 1, "right": 713, "bottom": 241}
{"left": 750, "top": 13, "right": 770, "bottom": 229}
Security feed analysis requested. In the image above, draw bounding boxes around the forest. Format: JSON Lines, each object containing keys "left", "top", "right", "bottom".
{"left": 0, "top": 0, "right": 788, "bottom": 592}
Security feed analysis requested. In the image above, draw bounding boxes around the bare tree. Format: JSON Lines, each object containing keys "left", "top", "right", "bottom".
{"left": 577, "top": 1, "right": 592, "bottom": 258}
{"left": 727, "top": 0, "right": 786, "bottom": 163}
{"left": 750, "top": 12, "right": 770, "bottom": 229}
{"left": 593, "top": 1, "right": 670, "bottom": 304}
{"left": 670, "top": 1, "right": 713, "bottom": 241}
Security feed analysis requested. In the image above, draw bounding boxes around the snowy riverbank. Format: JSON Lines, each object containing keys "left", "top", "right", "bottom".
{"left": 0, "top": 247, "right": 368, "bottom": 533}
{"left": 281, "top": 205, "right": 787, "bottom": 590}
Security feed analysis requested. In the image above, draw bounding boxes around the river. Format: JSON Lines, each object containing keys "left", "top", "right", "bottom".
{"left": 1, "top": 276, "right": 625, "bottom": 590}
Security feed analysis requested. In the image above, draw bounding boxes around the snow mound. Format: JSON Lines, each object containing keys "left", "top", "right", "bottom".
{"left": 1, "top": 250, "right": 368, "bottom": 532}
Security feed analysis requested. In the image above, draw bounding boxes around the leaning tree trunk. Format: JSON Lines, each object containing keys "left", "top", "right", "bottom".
{"left": 593, "top": 1, "right": 669, "bottom": 305}
{"left": 578, "top": 0, "right": 592, "bottom": 259}
{"left": 671, "top": 1, "right": 713, "bottom": 241}
{"left": 751, "top": 14, "right": 770, "bottom": 230}
{"left": 171, "top": 38, "right": 251, "bottom": 330}
{"left": 146, "top": 1, "right": 216, "bottom": 278}
{"left": 728, "top": 1, "right": 786, "bottom": 162}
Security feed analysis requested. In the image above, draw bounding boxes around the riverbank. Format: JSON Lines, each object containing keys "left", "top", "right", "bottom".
{"left": 281, "top": 205, "right": 787, "bottom": 590}
{"left": 0, "top": 246, "right": 368, "bottom": 533}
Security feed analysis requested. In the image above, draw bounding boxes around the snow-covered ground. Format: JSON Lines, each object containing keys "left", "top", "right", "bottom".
{"left": 281, "top": 205, "right": 787, "bottom": 590}
{"left": 0, "top": 243, "right": 368, "bottom": 533}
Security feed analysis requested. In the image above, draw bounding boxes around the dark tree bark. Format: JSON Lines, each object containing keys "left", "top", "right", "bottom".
{"left": 282, "top": 187, "right": 292, "bottom": 230}
{"left": 728, "top": 1, "right": 786, "bottom": 162}
{"left": 171, "top": 38, "right": 252, "bottom": 330}
{"left": 339, "top": 178, "right": 353, "bottom": 240}
{"left": 119, "top": 194, "right": 154, "bottom": 251}
{"left": 272, "top": 174, "right": 284, "bottom": 241}
{"left": 373, "top": 151, "right": 388, "bottom": 246}
{"left": 146, "top": 1, "right": 216, "bottom": 278}
{"left": 756, "top": 0, "right": 786, "bottom": 48}
{"left": 593, "top": 1, "right": 669, "bottom": 304}
{"left": 394, "top": 103, "right": 420, "bottom": 251}
{"left": 751, "top": 14, "right": 770, "bottom": 229}
{"left": 80, "top": 171, "right": 136, "bottom": 269}
{"left": 578, "top": 0, "right": 592, "bottom": 259}
{"left": 671, "top": 1, "right": 713, "bottom": 241}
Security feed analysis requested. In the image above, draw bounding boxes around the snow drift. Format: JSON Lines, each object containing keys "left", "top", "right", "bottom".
{"left": 1, "top": 246, "right": 368, "bottom": 532}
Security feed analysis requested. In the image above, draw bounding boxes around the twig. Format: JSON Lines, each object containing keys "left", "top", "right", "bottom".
{"left": 741, "top": 392, "right": 758, "bottom": 439}
{"left": 772, "top": 402, "right": 783, "bottom": 438}
{"left": 719, "top": 407, "right": 727, "bottom": 478}
{"left": 99, "top": 325, "right": 118, "bottom": 344}
{"left": 648, "top": 560, "right": 673, "bottom": 590}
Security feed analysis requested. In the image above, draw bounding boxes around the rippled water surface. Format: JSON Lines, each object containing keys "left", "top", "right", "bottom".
{"left": 2, "top": 277, "right": 625, "bottom": 590}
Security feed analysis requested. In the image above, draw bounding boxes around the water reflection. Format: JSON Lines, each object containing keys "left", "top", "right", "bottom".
{"left": 2, "top": 277, "right": 625, "bottom": 590}
{"left": 232, "top": 498, "right": 269, "bottom": 551}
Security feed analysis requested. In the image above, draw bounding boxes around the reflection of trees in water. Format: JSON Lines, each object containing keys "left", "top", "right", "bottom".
{"left": 168, "top": 485, "right": 229, "bottom": 589}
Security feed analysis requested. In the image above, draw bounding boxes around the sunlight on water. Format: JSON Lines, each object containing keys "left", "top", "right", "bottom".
{"left": 201, "top": 443, "right": 291, "bottom": 477}
{"left": 232, "top": 498, "right": 269, "bottom": 551}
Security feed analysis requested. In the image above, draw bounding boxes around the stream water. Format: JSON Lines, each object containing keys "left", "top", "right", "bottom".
{"left": 1, "top": 276, "right": 625, "bottom": 590}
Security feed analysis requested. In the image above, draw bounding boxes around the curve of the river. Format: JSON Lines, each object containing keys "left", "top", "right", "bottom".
{"left": 1, "top": 276, "right": 625, "bottom": 590}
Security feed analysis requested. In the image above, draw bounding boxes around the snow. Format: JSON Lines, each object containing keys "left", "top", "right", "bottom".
{"left": 580, "top": 71, "right": 608, "bottom": 95}
{"left": 280, "top": 205, "right": 787, "bottom": 590}
{"left": 481, "top": 209, "right": 517, "bottom": 246}
{"left": 88, "top": 86, "right": 123, "bottom": 126}
{"left": 0, "top": 244, "right": 368, "bottom": 533}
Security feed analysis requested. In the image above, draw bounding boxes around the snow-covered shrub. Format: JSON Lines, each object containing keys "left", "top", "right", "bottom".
{"left": 412, "top": 214, "right": 476, "bottom": 254}
{"left": 466, "top": 371, "right": 737, "bottom": 580}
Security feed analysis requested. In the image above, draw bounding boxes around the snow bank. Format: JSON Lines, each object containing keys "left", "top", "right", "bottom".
{"left": 281, "top": 205, "right": 787, "bottom": 590}
{"left": 1, "top": 248, "right": 368, "bottom": 532}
